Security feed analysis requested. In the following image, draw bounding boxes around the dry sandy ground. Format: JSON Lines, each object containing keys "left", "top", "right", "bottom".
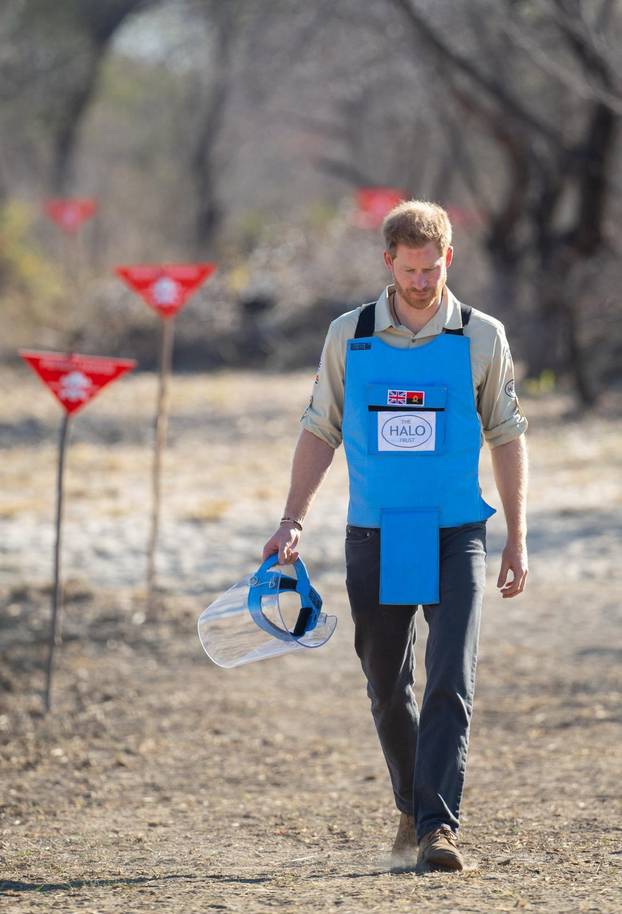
{"left": 1, "top": 368, "right": 621, "bottom": 913}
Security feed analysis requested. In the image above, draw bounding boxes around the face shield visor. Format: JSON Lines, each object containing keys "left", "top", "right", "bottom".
{"left": 197, "top": 555, "right": 337, "bottom": 669}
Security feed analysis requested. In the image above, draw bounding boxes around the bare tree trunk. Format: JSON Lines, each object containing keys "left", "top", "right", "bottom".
{"left": 190, "top": 1, "right": 239, "bottom": 254}
{"left": 572, "top": 102, "right": 617, "bottom": 254}
{"left": 51, "top": 79, "right": 98, "bottom": 194}
{"left": 191, "top": 81, "right": 228, "bottom": 254}
{"left": 565, "top": 296, "right": 596, "bottom": 407}
{"left": 47, "top": 0, "right": 156, "bottom": 193}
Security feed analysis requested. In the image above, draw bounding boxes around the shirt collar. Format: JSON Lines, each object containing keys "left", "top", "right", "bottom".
{"left": 374, "top": 285, "right": 463, "bottom": 337}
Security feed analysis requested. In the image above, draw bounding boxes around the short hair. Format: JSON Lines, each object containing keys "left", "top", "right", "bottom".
{"left": 382, "top": 200, "right": 452, "bottom": 256}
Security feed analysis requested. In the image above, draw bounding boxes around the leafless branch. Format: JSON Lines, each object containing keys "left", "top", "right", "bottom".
{"left": 272, "top": 110, "right": 348, "bottom": 142}
{"left": 314, "top": 156, "right": 376, "bottom": 189}
{"left": 498, "top": 18, "right": 622, "bottom": 115}
{"left": 388, "top": 0, "right": 566, "bottom": 147}
{"left": 548, "top": 0, "right": 621, "bottom": 89}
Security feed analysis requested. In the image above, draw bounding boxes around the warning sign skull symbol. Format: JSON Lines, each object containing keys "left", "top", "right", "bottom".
{"left": 59, "top": 370, "right": 92, "bottom": 402}
{"left": 151, "top": 276, "right": 180, "bottom": 307}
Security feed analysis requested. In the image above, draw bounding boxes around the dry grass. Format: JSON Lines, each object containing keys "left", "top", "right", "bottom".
{"left": 181, "top": 499, "right": 231, "bottom": 523}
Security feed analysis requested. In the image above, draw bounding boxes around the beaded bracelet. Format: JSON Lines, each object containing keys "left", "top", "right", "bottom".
{"left": 280, "top": 516, "right": 303, "bottom": 531}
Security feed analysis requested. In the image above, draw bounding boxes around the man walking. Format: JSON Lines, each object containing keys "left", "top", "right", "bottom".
{"left": 263, "top": 200, "right": 528, "bottom": 871}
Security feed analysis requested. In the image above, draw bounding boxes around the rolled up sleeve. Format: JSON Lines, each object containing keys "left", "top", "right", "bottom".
{"left": 300, "top": 317, "right": 348, "bottom": 449}
{"left": 479, "top": 328, "right": 528, "bottom": 449}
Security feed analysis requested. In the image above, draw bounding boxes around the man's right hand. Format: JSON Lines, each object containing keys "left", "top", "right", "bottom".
{"left": 262, "top": 524, "right": 301, "bottom": 565}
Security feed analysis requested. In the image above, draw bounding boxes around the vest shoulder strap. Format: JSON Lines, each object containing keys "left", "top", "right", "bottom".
{"left": 355, "top": 301, "right": 472, "bottom": 338}
{"left": 354, "top": 302, "right": 376, "bottom": 338}
{"left": 443, "top": 304, "right": 472, "bottom": 336}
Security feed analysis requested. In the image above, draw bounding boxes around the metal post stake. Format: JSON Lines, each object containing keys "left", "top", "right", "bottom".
{"left": 146, "top": 316, "right": 175, "bottom": 611}
{"left": 44, "top": 412, "right": 70, "bottom": 713}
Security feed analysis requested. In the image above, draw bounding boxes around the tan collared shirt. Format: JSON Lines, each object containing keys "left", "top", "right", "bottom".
{"left": 301, "top": 285, "right": 527, "bottom": 449}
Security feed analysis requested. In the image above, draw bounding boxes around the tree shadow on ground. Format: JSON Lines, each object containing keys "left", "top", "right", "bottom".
{"left": 0, "top": 863, "right": 434, "bottom": 896}
{"left": 0, "top": 872, "right": 297, "bottom": 895}
{"left": 0, "top": 874, "right": 196, "bottom": 894}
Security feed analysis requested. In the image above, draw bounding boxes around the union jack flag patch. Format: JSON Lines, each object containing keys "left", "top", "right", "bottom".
{"left": 387, "top": 389, "right": 425, "bottom": 406}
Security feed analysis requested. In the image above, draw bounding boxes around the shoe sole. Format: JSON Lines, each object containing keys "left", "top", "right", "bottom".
{"left": 425, "top": 855, "right": 464, "bottom": 872}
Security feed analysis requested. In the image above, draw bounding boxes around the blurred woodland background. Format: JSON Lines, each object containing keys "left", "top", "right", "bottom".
{"left": 1, "top": 0, "right": 621, "bottom": 405}
{"left": 2, "top": 10, "right": 622, "bottom": 906}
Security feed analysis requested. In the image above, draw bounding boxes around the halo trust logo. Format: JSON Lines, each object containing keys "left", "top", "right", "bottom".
{"left": 381, "top": 414, "right": 433, "bottom": 449}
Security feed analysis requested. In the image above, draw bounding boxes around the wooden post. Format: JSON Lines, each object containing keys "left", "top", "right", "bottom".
{"left": 146, "top": 316, "right": 175, "bottom": 611}
{"left": 44, "top": 412, "right": 70, "bottom": 713}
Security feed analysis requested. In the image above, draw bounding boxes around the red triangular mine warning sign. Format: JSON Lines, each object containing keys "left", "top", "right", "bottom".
{"left": 44, "top": 198, "right": 98, "bottom": 234}
{"left": 116, "top": 263, "right": 217, "bottom": 318}
{"left": 354, "top": 187, "right": 406, "bottom": 229}
{"left": 19, "top": 351, "right": 136, "bottom": 416}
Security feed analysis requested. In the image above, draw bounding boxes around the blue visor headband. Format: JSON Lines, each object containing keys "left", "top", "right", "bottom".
{"left": 247, "top": 555, "right": 323, "bottom": 642}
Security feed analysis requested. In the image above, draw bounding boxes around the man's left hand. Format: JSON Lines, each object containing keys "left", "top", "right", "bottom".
{"left": 497, "top": 542, "right": 528, "bottom": 598}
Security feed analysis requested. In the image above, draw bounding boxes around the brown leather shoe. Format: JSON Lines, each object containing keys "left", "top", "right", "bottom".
{"left": 390, "top": 812, "right": 417, "bottom": 866}
{"left": 417, "top": 825, "right": 464, "bottom": 871}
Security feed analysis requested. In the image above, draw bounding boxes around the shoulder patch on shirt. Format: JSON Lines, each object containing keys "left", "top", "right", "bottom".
{"left": 505, "top": 378, "right": 516, "bottom": 398}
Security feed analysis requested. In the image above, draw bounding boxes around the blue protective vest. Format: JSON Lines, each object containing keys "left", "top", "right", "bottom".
{"left": 342, "top": 302, "right": 495, "bottom": 606}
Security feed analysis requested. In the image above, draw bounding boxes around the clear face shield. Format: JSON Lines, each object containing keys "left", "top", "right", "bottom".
{"left": 197, "top": 556, "right": 337, "bottom": 668}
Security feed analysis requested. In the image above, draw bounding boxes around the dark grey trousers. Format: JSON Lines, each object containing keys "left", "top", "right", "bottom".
{"left": 345, "top": 521, "right": 487, "bottom": 840}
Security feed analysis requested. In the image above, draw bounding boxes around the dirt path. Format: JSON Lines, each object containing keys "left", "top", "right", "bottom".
{"left": 1, "top": 370, "right": 621, "bottom": 913}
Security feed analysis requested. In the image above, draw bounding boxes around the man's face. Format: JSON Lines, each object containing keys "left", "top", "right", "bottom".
{"left": 384, "top": 242, "right": 453, "bottom": 313}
